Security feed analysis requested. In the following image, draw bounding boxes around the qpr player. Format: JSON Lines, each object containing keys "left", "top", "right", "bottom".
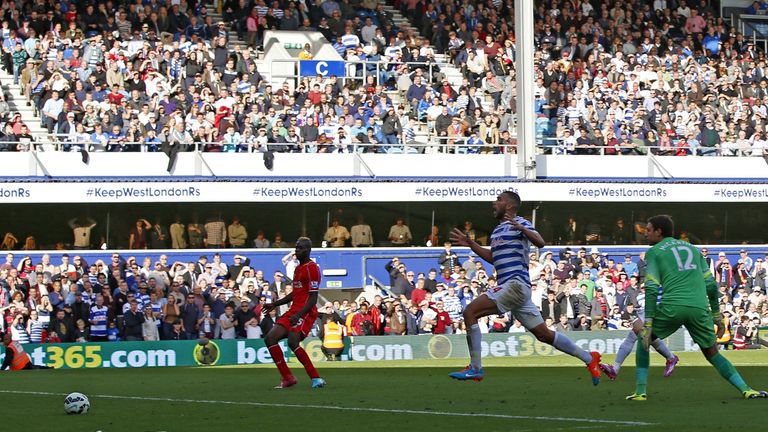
{"left": 448, "top": 191, "right": 602, "bottom": 384}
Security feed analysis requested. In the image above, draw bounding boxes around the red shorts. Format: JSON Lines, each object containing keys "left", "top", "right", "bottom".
{"left": 276, "top": 307, "right": 318, "bottom": 339}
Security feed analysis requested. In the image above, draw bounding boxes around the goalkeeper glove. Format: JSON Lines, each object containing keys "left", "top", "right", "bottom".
{"left": 712, "top": 311, "right": 723, "bottom": 328}
{"left": 639, "top": 319, "right": 653, "bottom": 351}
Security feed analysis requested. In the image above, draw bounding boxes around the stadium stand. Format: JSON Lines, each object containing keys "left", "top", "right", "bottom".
{"left": 0, "top": 247, "right": 765, "bottom": 342}
{"left": 2, "top": 0, "right": 765, "bottom": 156}
{"left": 388, "top": 0, "right": 768, "bottom": 156}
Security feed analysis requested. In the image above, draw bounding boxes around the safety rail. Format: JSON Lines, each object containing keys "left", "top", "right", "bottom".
{"left": 739, "top": 14, "right": 768, "bottom": 52}
{"left": 0, "top": 137, "right": 514, "bottom": 154}
{"left": 0, "top": 141, "right": 512, "bottom": 154}
{"left": 537, "top": 138, "right": 768, "bottom": 157}
{"left": 3, "top": 138, "right": 765, "bottom": 157}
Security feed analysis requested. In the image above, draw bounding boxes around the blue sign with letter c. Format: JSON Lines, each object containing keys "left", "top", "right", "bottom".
{"left": 299, "top": 60, "right": 345, "bottom": 77}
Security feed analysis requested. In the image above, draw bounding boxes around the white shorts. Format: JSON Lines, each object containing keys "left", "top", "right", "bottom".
{"left": 485, "top": 280, "right": 544, "bottom": 330}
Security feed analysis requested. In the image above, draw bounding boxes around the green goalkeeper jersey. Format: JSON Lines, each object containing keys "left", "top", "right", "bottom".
{"left": 643, "top": 237, "right": 719, "bottom": 319}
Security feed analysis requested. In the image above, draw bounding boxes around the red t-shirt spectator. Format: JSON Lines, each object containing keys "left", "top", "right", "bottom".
{"left": 307, "top": 90, "right": 322, "bottom": 105}
{"left": 411, "top": 288, "right": 427, "bottom": 306}
{"left": 434, "top": 310, "right": 452, "bottom": 334}
{"left": 351, "top": 310, "right": 373, "bottom": 335}
{"left": 107, "top": 91, "right": 124, "bottom": 105}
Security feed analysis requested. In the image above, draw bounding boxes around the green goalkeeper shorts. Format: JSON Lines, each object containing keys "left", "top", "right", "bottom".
{"left": 652, "top": 304, "right": 717, "bottom": 350}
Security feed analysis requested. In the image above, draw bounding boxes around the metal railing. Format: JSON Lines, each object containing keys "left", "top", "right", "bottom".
{"left": 3, "top": 136, "right": 766, "bottom": 157}
{"left": 739, "top": 14, "right": 768, "bottom": 52}
{"left": 536, "top": 137, "right": 767, "bottom": 157}
{"left": 0, "top": 139, "right": 514, "bottom": 154}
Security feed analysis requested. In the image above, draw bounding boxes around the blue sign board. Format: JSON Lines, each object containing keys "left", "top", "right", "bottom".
{"left": 299, "top": 60, "right": 345, "bottom": 77}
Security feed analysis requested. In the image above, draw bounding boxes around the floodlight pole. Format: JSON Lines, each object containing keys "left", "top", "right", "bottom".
{"left": 515, "top": 0, "right": 536, "bottom": 180}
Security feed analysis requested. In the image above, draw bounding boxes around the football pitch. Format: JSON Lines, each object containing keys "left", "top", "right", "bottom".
{"left": 2, "top": 351, "right": 767, "bottom": 431}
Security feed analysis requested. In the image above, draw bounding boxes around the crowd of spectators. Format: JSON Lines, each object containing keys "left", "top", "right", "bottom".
{"left": 369, "top": 244, "right": 768, "bottom": 340}
{"left": 0, "top": 249, "right": 304, "bottom": 342}
{"left": 1, "top": 240, "right": 766, "bottom": 348}
{"left": 354, "top": 0, "right": 768, "bottom": 156}
{"left": 0, "top": 0, "right": 491, "bottom": 156}
{"left": 1, "top": 0, "right": 768, "bottom": 156}
{"left": 5, "top": 1, "right": 768, "bottom": 155}
{"left": 524, "top": 0, "right": 768, "bottom": 157}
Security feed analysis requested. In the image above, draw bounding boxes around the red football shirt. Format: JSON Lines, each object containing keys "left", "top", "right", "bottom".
{"left": 107, "top": 92, "right": 124, "bottom": 105}
{"left": 290, "top": 260, "right": 321, "bottom": 310}
{"left": 434, "top": 311, "right": 452, "bottom": 334}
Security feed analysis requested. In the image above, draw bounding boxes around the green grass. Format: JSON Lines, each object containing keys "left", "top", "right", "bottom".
{"left": 2, "top": 351, "right": 768, "bottom": 431}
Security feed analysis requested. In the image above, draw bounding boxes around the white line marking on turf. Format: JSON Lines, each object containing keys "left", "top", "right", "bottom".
{"left": 0, "top": 390, "right": 653, "bottom": 426}
{"left": 517, "top": 426, "right": 617, "bottom": 432}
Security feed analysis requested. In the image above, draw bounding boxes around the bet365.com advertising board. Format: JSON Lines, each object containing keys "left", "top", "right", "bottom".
{"left": 1, "top": 330, "right": 701, "bottom": 369}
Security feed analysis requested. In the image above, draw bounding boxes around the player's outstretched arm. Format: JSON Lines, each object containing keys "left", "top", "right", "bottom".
{"left": 264, "top": 292, "right": 294, "bottom": 313}
{"left": 450, "top": 228, "right": 493, "bottom": 264}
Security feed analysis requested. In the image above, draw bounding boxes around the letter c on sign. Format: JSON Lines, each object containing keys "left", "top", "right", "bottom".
{"left": 316, "top": 61, "right": 329, "bottom": 76}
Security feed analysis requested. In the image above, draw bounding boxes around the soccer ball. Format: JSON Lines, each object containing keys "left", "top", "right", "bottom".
{"left": 64, "top": 392, "right": 90, "bottom": 415}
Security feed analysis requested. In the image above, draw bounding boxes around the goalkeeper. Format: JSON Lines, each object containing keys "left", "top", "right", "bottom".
{"left": 628, "top": 215, "right": 767, "bottom": 401}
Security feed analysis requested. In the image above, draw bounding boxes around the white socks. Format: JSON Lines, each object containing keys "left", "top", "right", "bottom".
{"left": 651, "top": 337, "right": 674, "bottom": 360}
{"left": 553, "top": 331, "right": 593, "bottom": 364}
{"left": 467, "top": 323, "right": 483, "bottom": 370}
{"left": 613, "top": 331, "right": 637, "bottom": 373}
{"left": 613, "top": 330, "right": 674, "bottom": 373}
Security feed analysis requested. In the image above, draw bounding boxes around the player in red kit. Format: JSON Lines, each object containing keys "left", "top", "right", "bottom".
{"left": 263, "top": 237, "right": 326, "bottom": 389}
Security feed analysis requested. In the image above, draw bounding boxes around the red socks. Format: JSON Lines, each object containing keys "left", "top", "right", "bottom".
{"left": 268, "top": 344, "right": 320, "bottom": 380}
{"left": 293, "top": 347, "right": 320, "bottom": 379}
{"left": 268, "top": 344, "right": 293, "bottom": 380}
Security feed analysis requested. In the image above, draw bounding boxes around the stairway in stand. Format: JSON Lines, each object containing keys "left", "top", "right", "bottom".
{"left": 379, "top": 2, "right": 466, "bottom": 89}
{"left": 207, "top": 8, "right": 270, "bottom": 82}
{"left": 0, "top": 67, "right": 47, "bottom": 137}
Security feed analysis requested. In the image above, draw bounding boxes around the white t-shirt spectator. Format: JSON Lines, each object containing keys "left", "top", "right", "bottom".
{"left": 750, "top": 136, "right": 768, "bottom": 156}
{"left": 214, "top": 95, "right": 236, "bottom": 112}
{"left": 426, "top": 104, "right": 443, "bottom": 121}
{"left": 566, "top": 105, "right": 582, "bottom": 124}
{"left": 246, "top": 321, "right": 263, "bottom": 339}
{"left": 220, "top": 313, "right": 236, "bottom": 339}
{"left": 142, "top": 316, "right": 159, "bottom": 341}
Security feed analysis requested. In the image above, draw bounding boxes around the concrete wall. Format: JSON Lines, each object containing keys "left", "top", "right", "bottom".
{"left": 3, "top": 152, "right": 767, "bottom": 179}
{"left": 1, "top": 152, "right": 510, "bottom": 178}
{"left": 535, "top": 154, "right": 768, "bottom": 179}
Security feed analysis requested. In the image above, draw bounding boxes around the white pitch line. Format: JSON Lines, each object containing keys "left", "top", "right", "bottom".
{"left": 0, "top": 390, "right": 653, "bottom": 426}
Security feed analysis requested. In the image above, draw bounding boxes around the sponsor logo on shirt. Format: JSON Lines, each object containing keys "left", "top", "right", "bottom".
{"left": 490, "top": 237, "right": 509, "bottom": 248}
